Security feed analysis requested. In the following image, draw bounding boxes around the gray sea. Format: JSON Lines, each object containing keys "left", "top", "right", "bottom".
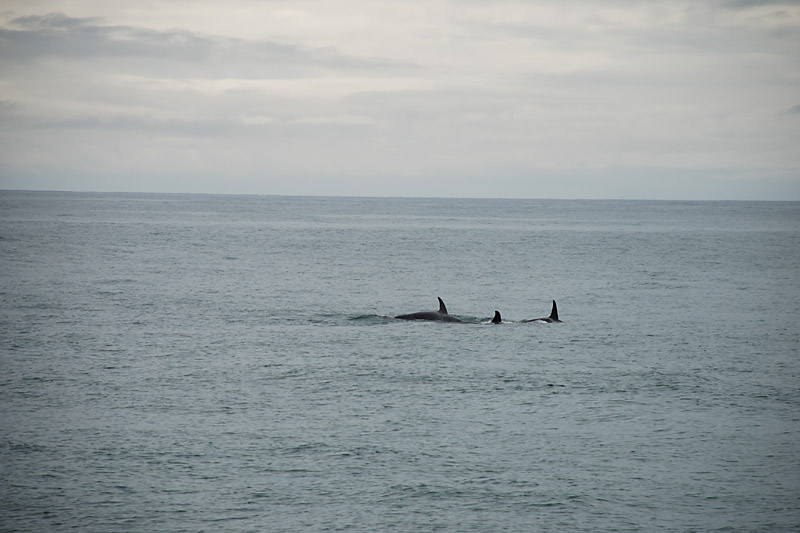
{"left": 1, "top": 190, "right": 799, "bottom": 532}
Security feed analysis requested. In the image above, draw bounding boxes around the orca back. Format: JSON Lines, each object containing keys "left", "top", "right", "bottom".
{"left": 395, "top": 297, "right": 461, "bottom": 322}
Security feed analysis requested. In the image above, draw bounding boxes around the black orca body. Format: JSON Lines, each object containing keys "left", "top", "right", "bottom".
{"left": 491, "top": 311, "right": 502, "bottom": 324}
{"left": 523, "top": 300, "right": 561, "bottom": 323}
{"left": 396, "top": 297, "right": 463, "bottom": 322}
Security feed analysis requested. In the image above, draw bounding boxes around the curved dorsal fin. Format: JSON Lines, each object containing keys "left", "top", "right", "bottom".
{"left": 492, "top": 310, "right": 501, "bottom": 323}
{"left": 437, "top": 297, "right": 448, "bottom": 314}
{"left": 550, "top": 300, "right": 559, "bottom": 321}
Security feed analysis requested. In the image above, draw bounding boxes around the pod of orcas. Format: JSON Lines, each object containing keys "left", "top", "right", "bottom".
{"left": 395, "top": 297, "right": 561, "bottom": 324}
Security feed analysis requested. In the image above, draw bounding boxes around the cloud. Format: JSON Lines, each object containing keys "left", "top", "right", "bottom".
{"left": 10, "top": 12, "right": 100, "bottom": 29}
{"left": 724, "top": 0, "right": 798, "bottom": 8}
{"left": 0, "top": 2, "right": 798, "bottom": 199}
{"left": 788, "top": 104, "right": 800, "bottom": 114}
{"left": 1, "top": 12, "right": 411, "bottom": 79}
{"left": 0, "top": 10, "right": 424, "bottom": 139}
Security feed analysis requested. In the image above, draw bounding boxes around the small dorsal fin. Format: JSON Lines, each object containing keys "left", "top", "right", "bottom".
{"left": 549, "top": 300, "right": 559, "bottom": 321}
{"left": 437, "top": 297, "right": 448, "bottom": 314}
{"left": 492, "top": 310, "right": 501, "bottom": 323}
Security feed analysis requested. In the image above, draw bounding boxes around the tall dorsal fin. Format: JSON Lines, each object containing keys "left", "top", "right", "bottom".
{"left": 492, "top": 310, "right": 501, "bottom": 323}
{"left": 549, "top": 300, "right": 559, "bottom": 321}
{"left": 437, "top": 297, "right": 448, "bottom": 314}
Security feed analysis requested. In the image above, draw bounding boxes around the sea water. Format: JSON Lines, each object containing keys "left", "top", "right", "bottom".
{"left": 1, "top": 191, "right": 799, "bottom": 532}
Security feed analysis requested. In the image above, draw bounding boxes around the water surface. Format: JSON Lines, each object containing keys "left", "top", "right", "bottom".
{"left": 2, "top": 191, "right": 799, "bottom": 531}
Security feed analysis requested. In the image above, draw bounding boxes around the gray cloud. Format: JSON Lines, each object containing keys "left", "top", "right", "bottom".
{"left": 457, "top": 3, "right": 799, "bottom": 60}
{"left": 1, "top": 12, "right": 411, "bottom": 78}
{"left": 788, "top": 104, "right": 800, "bottom": 114}
{"left": 724, "top": 0, "right": 800, "bottom": 8}
{"left": 10, "top": 12, "right": 101, "bottom": 29}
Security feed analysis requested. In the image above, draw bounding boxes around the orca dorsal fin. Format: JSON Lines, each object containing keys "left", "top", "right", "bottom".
{"left": 437, "top": 297, "right": 448, "bottom": 314}
{"left": 549, "top": 300, "right": 559, "bottom": 321}
{"left": 492, "top": 310, "right": 501, "bottom": 323}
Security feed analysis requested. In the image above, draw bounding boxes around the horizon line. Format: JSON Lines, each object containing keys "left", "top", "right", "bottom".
{"left": 3, "top": 188, "right": 799, "bottom": 203}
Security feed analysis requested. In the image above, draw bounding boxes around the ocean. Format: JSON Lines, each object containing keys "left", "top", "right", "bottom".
{"left": 1, "top": 191, "right": 799, "bottom": 532}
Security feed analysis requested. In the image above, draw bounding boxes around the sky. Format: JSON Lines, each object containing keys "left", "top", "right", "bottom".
{"left": 1, "top": 0, "right": 799, "bottom": 199}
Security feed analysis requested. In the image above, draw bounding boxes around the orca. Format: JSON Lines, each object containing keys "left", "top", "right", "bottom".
{"left": 491, "top": 311, "right": 502, "bottom": 324}
{"left": 395, "top": 297, "right": 463, "bottom": 322}
{"left": 522, "top": 300, "right": 561, "bottom": 323}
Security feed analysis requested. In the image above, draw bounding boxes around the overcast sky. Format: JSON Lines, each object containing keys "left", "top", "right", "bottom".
{"left": 1, "top": 1, "right": 799, "bottom": 199}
